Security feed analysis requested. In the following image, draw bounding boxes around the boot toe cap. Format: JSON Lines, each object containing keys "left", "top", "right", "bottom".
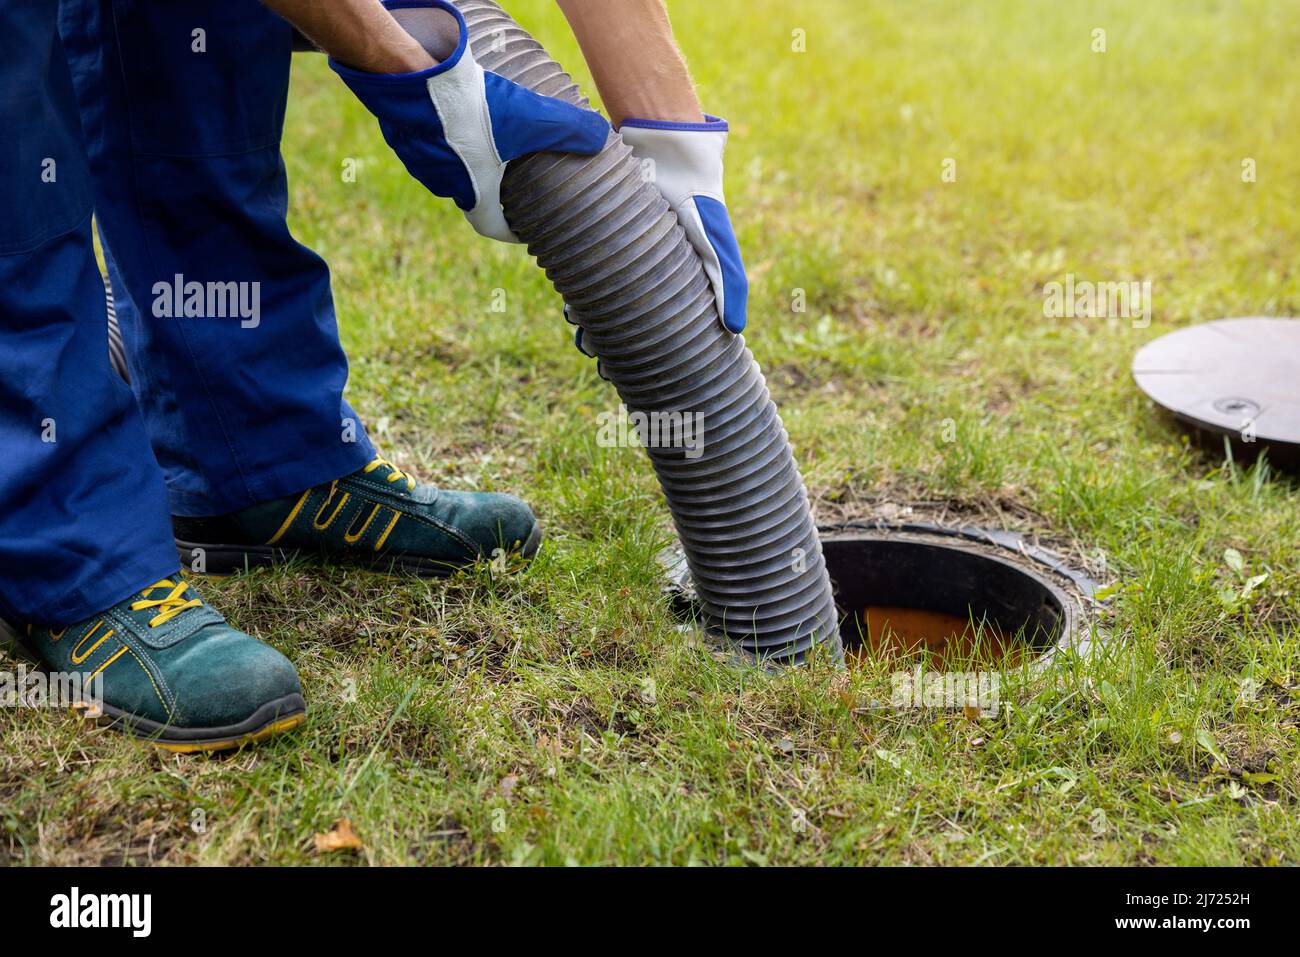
{"left": 166, "top": 629, "right": 304, "bottom": 731}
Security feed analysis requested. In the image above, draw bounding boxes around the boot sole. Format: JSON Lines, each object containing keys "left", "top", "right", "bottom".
{"left": 86, "top": 693, "right": 308, "bottom": 754}
{"left": 175, "top": 523, "right": 543, "bottom": 579}
{"left": 5, "top": 637, "right": 306, "bottom": 754}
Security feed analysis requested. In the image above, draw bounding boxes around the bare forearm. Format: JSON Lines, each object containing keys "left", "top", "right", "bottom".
{"left": 557, "top": 0, "right": 703, "bottom": 128}
{"left": 262, "top": 0, "right": 437, "bottom": 73}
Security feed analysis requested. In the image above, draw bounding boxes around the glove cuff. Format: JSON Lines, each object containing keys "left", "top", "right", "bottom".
{"left": 328, "top": 0, "right": 470, "bottom": 110}
{"left": 619, "top": 114, "right": 729, "bottom": 133}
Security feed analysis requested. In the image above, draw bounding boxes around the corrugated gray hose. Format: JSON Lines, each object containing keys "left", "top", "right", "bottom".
{"left": 447, "top": 0, "right": 841, "bottom": 665}
{"left": 105, "top": 274, "right": 130, "bottom": 383}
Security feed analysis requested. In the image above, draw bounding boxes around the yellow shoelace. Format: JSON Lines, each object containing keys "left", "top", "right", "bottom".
{"left": 130, "top": 579, "right": 203, "bottom": 627}
{"left": 364, "top": 455, "right": 416, "bottom": 492}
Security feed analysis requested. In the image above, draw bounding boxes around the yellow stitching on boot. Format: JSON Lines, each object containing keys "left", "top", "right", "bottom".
{"left": 344, "top": 502, "right": 384, "bottom": 544}
{"left": 123, "top": 645, "right": 173, "bottom": 720}
{"left": 313, "top": 483, "right": 350, "bottom": 531}
{"left": 71, "top": 620, "right": 114, "bottom": 665}
{"left": 48, "top": 627, "right": 67, "bottom": 641}
{"left": 87, "top": 644, "right": 128, "bottom": 682}
{"left": 266, "top": 489, "right": 312, "bottom": 545}
{"left": 373, "top": 510, "right": 402, "bottom": 551}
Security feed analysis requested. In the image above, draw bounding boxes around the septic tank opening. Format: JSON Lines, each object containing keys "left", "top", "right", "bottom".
{"left": 663, "top": 521, "right": 1099, "bottom": 667}
{"left": 820, "top": 528, "right": 1088, "bottom": 667}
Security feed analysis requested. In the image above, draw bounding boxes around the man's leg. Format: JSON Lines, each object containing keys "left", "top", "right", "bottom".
{"left": 58, "top": 0, "right": 376, "bottom": 519}
{"left": 0, "top": 0, "right": 176, "bottom": 625}
{"left": 0, "top": 0, "right": 306, "bottom": 751}
{"left": 61, "top": 0, "right": 539, "bottom": 577}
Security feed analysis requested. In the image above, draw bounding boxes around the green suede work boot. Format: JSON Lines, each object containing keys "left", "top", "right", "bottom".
{"left": 19, "top": 577, "right": 306, "bottom": 752}
{"left": 173, "top": 456, "right": 542, "bottom": 577}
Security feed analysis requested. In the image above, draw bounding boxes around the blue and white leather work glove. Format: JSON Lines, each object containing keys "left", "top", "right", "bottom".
{"left": 330, "top": 0, "right": 609, "bottom": 243}
{"left": 620, "top": 115, "right": 749, "bottom": 333}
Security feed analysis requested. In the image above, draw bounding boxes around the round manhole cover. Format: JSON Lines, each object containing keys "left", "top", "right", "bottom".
{"left": 1132, "top": 317, "right": 1300, "bottom": 468}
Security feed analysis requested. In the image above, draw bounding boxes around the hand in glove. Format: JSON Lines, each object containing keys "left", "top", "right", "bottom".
{"left": 331, "top": 0, "right": 610, "bottom": 243}
{"left": 619, "top": 114, "right": 748, "bottom": 333}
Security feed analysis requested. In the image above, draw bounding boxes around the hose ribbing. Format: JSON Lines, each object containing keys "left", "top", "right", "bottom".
{"left": 454, "top": 0, "right": 840, "bottom": 664}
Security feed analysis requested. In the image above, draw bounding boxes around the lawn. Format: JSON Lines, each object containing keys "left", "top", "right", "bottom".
{"left": 3, "top": 0, "right": 1299, "bottom": 865}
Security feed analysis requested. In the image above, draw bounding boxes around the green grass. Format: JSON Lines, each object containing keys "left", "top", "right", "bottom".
{"left": 4, "top": 0, "right": 1299, "bottom": 865}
